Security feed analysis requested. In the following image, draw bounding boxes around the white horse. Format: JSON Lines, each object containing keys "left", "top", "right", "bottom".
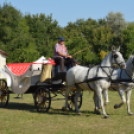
{"left": 94, "top": 54, "right": 134, "bottom": 116}
{"left": 62, "top": 46, "right": 126, "bottom": 118}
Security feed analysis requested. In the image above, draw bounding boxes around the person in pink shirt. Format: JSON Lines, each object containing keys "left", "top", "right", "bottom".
{"left": 54, "top": 37, "right": 76, "bottom": 71}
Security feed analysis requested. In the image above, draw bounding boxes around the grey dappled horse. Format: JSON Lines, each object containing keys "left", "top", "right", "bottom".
{"left": 94, "top": 54, "right": 134, "bottom": 116}
{"left": 62, "top": 46, "right": 126, "bottom": 118}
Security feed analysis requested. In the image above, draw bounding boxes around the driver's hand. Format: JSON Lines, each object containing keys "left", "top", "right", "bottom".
{"left": 68, "top": 55, "right": 72, "bottom": 58}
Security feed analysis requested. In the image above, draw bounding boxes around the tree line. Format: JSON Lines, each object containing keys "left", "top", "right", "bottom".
{"left": 0, "top": 3, "right": 134, "bottom": 65}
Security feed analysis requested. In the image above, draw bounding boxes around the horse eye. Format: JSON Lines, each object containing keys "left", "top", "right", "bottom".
{"left": 114, "top": 54, "right": 118, "bottom": 58}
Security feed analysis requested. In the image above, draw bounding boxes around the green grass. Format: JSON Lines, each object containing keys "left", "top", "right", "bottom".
{"left": 1, "top": 91, "right": 134, "bottom": 134}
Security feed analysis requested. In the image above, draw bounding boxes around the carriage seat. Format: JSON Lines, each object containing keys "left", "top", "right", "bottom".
{"left": 51, "top": 71, "right": 66, "bottom": 82}
{"left": 43, "top": 71, "right": 66, "bottom": 84}
{"left": 49, "top": 64, "right": 69, "bottom": 84}
{"left": 52, "top": 64, "right": 71, "bottom": 77}
{"left": 6, "top": 63, "right": 33, "bottom": 76}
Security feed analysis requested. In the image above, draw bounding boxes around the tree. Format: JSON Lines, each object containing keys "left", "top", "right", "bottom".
{"left": 25, "top": 13, "right": 63, "bottom": 59}
{"left": 0, "top": 2, "right": 133, "bottom": 64}
{"left": 92, "top": 25, "right": 113, "bottom": 53}
{"left": 106, "top": 12, "right": 127, "bottom": 35}
{"left": 121, "top": 23, "right": 134, "bottom": 58}
{"left": 0, "top": 3, "right": 39, "bottom": 63}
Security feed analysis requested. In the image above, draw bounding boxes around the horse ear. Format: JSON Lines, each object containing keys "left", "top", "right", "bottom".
{"left": 116, "top": 46, "right": 120, "bottom": 52}
{"left": 112, "top": 45, "right": 115, "bottom": 51}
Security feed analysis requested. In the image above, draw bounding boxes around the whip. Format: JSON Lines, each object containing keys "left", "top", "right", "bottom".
{"left": 72, "top": 46, "right": 91, "bottom": 56}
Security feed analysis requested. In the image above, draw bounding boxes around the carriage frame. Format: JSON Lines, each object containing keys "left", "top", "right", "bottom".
{"left": 0, "top": 52, "right": 83, "bottom": 112}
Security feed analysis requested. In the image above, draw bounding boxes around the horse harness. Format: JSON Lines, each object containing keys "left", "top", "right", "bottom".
{"left": 85, "top": 65, "right": 115, "bottom": 91}
{"left": 111, "top": 57, "right": 134, "bottom": 91}
{"left": 75, "top": 65, "right": 114, "bottom": 91}
{"left": 75, "top": 56, "right": 134, "bottom": 91}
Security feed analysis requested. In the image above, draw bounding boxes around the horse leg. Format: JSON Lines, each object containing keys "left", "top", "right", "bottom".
{"left": 126, "top": 89, "right": 133, "bottom": 115}
{"left": 114, "top": 89, "right": 126, "bottom": 109}
{"left": 103, "top": 89, "right": 109, "bottom": 106}
{"left": 62, "top": 86, "right": 70, "bottom": 110}
{"left": 93, "top": 92, "right": 101, "bottom": 115}
{"left": 74, "top": 87, "right": 82, "bottom": 115}
{"left": 94, "top": 89, "right": 109, "bottom": 110}
{"left": 96, "top": 87, "right": 108, "bottom": 118}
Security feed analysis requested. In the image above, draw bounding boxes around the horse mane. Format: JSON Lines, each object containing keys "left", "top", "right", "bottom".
{"left": 100, "top": 52, "right": 112, "bottom": 66}
{"left": 129, "top": 54, "right": 134, "bottom": 58}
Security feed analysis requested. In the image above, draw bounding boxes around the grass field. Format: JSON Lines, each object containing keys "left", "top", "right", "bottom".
{"left": 1, "top": 91, "right": 134, "bottom": 134}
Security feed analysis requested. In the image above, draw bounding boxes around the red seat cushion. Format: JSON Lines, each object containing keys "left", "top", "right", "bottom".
{"left": 7, "top": 63, "right": 32, "bottom": 76}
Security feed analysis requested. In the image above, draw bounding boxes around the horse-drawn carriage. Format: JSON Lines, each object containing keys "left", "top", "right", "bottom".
{"left": 0, "top": 51, "right": 82, "bottom": 112}
{"left": 1, "top": 47, "right": 134, "bottom": 118}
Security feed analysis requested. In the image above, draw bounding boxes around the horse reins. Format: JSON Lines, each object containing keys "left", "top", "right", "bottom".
{"left": 75, "top": 52, "right": 126, "bottom": 90}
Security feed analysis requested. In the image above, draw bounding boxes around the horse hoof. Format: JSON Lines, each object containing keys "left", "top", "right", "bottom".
{"left": 104, "top": 116, "right": 109, "bottom": 119}
{"left": 78, "top": 112, "right": 82, "bottom": 115}
{"left": 97, "top": 111, "right": 101, "bottom": 115}
{"left": 114, "top": 104, "right": 119, "bottom": 109}
{"left": 104, "top": 102, "right": 108, "bottom": 106}
{"left": 128, "top": 113, "right": 133, "bottom": 116}
{"left": 94, "top": 110, "right": 101, "bottom": 115}
{"left": 94, "top": 109, "right": 101, "bottom": 115}
{"left": 62, "top": 107, "right": 66, "bottom": 111}
{"left": 69, "top": 108, "right": 73, "bottom": 111}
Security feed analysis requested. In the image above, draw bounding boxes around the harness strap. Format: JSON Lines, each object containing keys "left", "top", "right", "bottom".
{"left": 120, "top": 69, "right": 122, "bottom": 79}
{"left": 86, "top": 68, "right": 94, "bottom": 91}
{"left": 96, "top": 66, "right": 99, "bottom": 77}
{"left": 118, "top": 69, "right": 133, "bottom": 85}
{"left": 81, "top": 66, "right": 111, "bottom": 91}
{"left": 74, "top": 63, "right": 133, "bottom": 90}
{"left": 112, "top": 88, "right": 117, "bottom": 91}
{"left": 125, "top": 70, "right": 132, "bottom": 79}
{"left": 100, "top": 66, "right": 111, "bottom": 79}
{"left": 86, "top": 68, "right": 90, "bottom": 79}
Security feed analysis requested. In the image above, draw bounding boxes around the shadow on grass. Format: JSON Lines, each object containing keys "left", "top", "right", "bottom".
{"left": 48, "top": 108, "right": 95, "bottom": 116}
{"left": 4, "top": 102, "right": 35, "bottom": 111}
{"left": 4, "top": 102, "right": 95, "bottom": 116}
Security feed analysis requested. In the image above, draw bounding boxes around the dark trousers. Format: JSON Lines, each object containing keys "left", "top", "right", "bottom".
{"left": 54, "top": 57, "right": 76, "bottom": 71}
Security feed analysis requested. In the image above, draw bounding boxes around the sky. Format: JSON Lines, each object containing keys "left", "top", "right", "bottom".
{"left": 0, "top": 0, "right": 134, "bottom": 27}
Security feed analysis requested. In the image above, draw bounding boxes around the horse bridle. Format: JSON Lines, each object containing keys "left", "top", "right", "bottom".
{"left": 99, "top": 51, "right": 125, "bottom": 79}
{"left": 112, "top": 51, "right": 125, "bottom": 67}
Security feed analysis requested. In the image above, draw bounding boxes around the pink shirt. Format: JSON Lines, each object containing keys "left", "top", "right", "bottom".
{"left": 54, "top": 43, "right": 68, "bottom": 58}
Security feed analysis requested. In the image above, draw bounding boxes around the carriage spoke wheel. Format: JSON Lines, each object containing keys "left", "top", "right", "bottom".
{"left": 68, "top": 90, "right": 82, "bottom": 111}
{"left": 34, "top": 87, "right": 51, "bottom": 112}
{"left": 0, "top": 80, "right": 9, "bottom": 108}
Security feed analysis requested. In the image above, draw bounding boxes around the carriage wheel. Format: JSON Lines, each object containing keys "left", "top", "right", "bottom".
{"left": 0, "top": 80, "right": 9, "bottom": 108}
{"left": 34, "top": 87, "right": 51, "bottom": 112}
{"left": 68, "top": 90, "right": 82, "bottom": 111}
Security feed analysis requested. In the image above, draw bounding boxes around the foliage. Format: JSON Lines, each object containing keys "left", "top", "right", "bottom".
{"left": 106, "top": 12, "right": 127, "bottom": 35}
{"left": 100, "top": 50, "right": 109, "bottom": 60}
{"left": 121, "top": 23, "right": 134, "bottom": 58}
{"left": 0, "top": 3, "right": 133, "bottom": 64}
